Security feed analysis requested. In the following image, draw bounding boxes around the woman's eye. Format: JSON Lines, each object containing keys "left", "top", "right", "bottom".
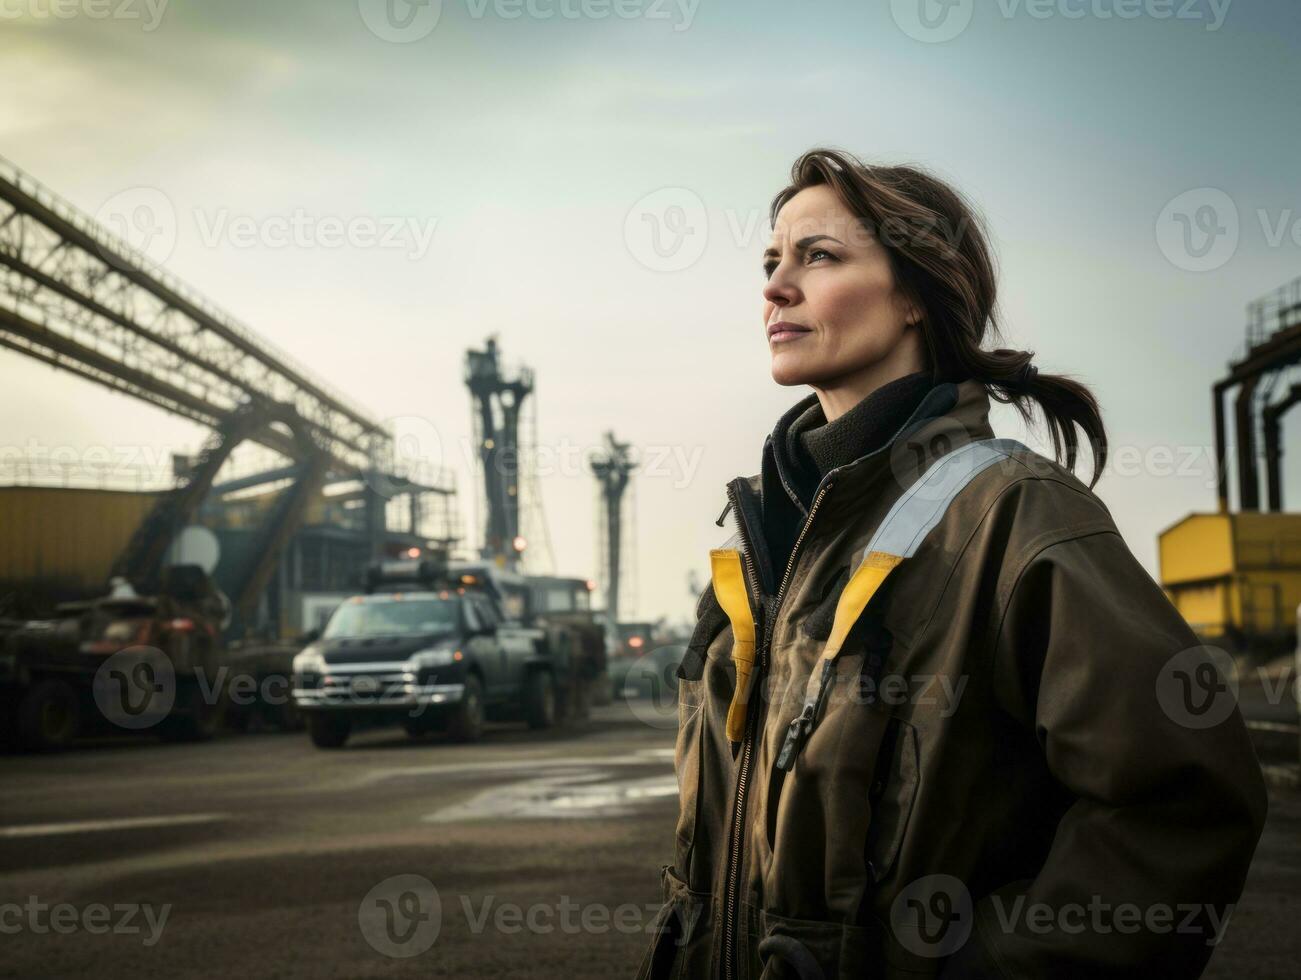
{"left": 807, "top": 248, "right": 834, "bottom": 264}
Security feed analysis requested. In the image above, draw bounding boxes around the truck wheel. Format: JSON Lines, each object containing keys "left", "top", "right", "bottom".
{"left": 18, "top": 678, "right": 80, "bottom": 751}
{"left": 447, "top": 675, "right": 484, "bottom": 743}
{"left": 274, "top": 698, "right": 302, "bottom": 733}
{"left": 590, "top": 669, "right": 613, "bottom": 707}
{"left": 160, "top": 683, "right": 223, "bottom": 743}
{"left": 402, "top": 713, "right": 433, "bottom": 739}
{"left": 571, "top": 678, "right": 592, "bottom": 722}
{"left": 307, "top": 714, "right": 351, "bottom": 749}
{"left": 524, "top": 670, "right": 556, "bottom": 730}
{"left": 554, "top": 676, "right": 591, "bottom": 728}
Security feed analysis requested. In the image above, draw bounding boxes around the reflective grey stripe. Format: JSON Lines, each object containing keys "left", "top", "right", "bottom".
{"left": 865, "top": 438, "right": 1030, "bottom": 559}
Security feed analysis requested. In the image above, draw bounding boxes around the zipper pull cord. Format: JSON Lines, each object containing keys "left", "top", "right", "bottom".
{"left": 775, "top": 551, "right": 904, "bottom": 772}
{"left": 715, "top": 499, "right": 733, "bottom": 527}
{"left": 775, "top": 659, "right": 835, "bottom": 772}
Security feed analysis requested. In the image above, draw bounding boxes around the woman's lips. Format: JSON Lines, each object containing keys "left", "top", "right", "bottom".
{"left": 768, "top": 321, "right": 812, "bottom": 344}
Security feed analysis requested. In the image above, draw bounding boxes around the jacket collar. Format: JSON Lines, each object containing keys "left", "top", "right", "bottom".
{"left": 815, "top": 377, "right": 996, "bottom": 518}
{"left": 722, "top": 379, "right": 996, "bottom": 597}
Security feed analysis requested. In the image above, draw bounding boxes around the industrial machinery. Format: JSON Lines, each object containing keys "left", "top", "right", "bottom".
{"left": 1160, "top": 276, "right": 1301, "bottom": 656}
{"left": 461, "top": 337, "right": 609, "bottom": 714}
{"left": 0, "top": 565, "right": 229, "bottom": 751}
{"left": 0, "top": 158, "right": 461, "bottom": 744}
{"left": 590, "top": 430, "right": 636, "bottom": 635}
{"left": 466, "top": 337, "right": 550, "bottom": 571}
{"left": 588, "top": 431, "right": 677, "bottom": 701}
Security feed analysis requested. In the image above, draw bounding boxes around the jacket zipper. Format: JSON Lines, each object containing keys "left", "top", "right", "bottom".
{"left": 721, "top": 477, "right": 833, "bottom": 980}
{"left": 715, "top": 381, "right": 954, "bottom": 980}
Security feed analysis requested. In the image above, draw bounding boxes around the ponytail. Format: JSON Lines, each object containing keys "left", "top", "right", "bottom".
{"left": 977, "top": 348, "right": 1107, "bottom": 489}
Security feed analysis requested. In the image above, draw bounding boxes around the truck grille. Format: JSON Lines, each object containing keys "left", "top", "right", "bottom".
{"left": 319, "top": 664, "right": 414, "bottom": 701}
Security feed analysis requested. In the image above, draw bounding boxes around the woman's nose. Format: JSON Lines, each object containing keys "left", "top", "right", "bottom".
{"left": 763, "top": 272, "right": 799, "bottom": 307}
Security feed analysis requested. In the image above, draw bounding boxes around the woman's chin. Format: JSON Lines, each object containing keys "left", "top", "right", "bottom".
{"left": 770, "top": 351, "right": 815, "bottom": 387}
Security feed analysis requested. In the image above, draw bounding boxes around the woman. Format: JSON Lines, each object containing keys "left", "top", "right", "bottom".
{"left": 636, "top": 149, "right": 1267, "bottom": 980}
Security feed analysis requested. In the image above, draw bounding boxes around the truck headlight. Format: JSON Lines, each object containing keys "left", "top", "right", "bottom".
{"left": 407, "top": 645, "right": 461, "bottom": 670}
{"left": 292, "top": 645, "right": 325, "bottom": 675}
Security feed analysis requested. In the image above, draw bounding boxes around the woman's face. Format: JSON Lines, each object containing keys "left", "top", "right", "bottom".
{"left": 762, "top": 185, "right": 921, "bottom": 389}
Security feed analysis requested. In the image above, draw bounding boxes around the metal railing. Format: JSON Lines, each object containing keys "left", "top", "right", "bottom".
{"left": 1246, "top": 275, "right": 1301, "bottom": 353}
{"left": 0, "top": 153, "right": 379, "bottom": 433}
{"left": 0, "top": 456, "right": 173, "bottom": 492}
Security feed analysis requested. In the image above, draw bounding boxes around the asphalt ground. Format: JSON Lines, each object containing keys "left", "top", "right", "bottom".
{"left": 0, "top": 698, "right": 1296, "bottom": 979}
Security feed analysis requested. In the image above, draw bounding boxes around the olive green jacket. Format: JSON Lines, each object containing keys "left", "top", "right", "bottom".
{"left": 637, "top": 379, "right": 1267, "bottom": 980}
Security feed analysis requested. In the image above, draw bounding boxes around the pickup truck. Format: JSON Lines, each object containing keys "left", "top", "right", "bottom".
{"left": 292, "top": 560, "right": 571, "bottom": 748}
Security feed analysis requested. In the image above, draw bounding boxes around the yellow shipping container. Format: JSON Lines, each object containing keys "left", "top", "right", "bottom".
{"left": 1158, "top": 511, "right": 1301, "bottom": 644}
{"left": 0, "top": 486, "right": 160, "bottom": 593}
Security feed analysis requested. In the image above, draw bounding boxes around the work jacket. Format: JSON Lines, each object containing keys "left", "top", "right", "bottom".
{"left": 636, "top": 378, "right": 1268, "bottom": 980}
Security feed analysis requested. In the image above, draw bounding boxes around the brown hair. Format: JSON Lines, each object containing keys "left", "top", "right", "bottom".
{"left": 769, "top": 147, "right": 1107, "bottom": 487}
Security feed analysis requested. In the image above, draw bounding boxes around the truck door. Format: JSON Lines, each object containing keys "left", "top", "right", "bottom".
{"left": 489, "top": 587, "right": 534, "bottom": 694}
{"left": 461, "top": 597, "right": 502, "bottom": 699}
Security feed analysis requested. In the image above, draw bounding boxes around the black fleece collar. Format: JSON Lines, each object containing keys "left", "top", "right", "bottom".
{"left": 757, "top": 372, "right": 949, "bottom": 590}
{"left": 766, "top": 370, "right": 936, "bottom": 517}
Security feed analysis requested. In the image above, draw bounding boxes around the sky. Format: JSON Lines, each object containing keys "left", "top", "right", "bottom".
{"left": 1, "top": 0, "right": 1298, "bottom": 626}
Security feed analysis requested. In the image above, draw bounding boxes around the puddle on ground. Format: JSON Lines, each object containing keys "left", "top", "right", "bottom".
{"left": 361, "top": 746, "right": 675, "bottom": 788}
{"left": 424, "top": 766, "right": 679, "bottom": 822}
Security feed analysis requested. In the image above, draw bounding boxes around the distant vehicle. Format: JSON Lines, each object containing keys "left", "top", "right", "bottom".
{"left": 221, "top": 637, "right": 306, "bottom": 734}
{"left": 292, "top": 557, "right": 604, "bottom": 749}
{"left": 0, "top": 565, "right": 231, "bottom": 751}
{"left": 606, "top": 620, "right": 682, "bottom": 700}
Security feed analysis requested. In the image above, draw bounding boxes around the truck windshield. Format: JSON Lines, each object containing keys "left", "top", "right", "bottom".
{"left": 323, "top": 597, "right": 458, "bottom": 639}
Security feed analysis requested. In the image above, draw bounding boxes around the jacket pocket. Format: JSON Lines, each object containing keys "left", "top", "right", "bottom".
{"left": 866, "top": 716, "right": 921, "bottom": 885}
{"left": 759, "top": 652, "right": 923, "bottom": 933}
{"left": 756, "top": 908, "right": 878, "bottom": 980}
{"left": 636, "top": 864, "right": 714, "bottom": 980}
{"left": 754, "top": 907, "right": 943, "bottom": 980}
{"left": 673, "top": 608, "right": 735, "bottom": 892}
{"left": 673, "top": 678, "right": 707, "bottom": 871}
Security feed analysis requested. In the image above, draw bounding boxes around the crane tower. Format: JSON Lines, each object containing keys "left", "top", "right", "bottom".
{"left": 590, "top": 431, "right": 636, "bottom": 632}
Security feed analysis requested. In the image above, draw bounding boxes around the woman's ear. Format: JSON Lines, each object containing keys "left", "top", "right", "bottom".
{"left": 895, "top": 291, "right": 922, "bottom": 327}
